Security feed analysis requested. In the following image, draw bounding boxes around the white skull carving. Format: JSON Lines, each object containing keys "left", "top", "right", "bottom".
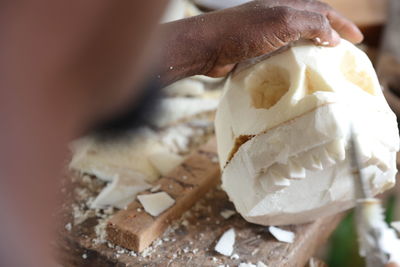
{"left": 215, "top": 39, "right": 399, "bottom": 225}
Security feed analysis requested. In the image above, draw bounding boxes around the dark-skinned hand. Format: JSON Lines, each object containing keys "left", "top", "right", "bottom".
{"left": 159, "top": 0, "right": 363, "bottom": 85}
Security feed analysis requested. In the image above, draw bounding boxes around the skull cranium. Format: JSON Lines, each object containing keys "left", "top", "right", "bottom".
{"left": 215, "top": 39, "right": 399, "bottom": 225}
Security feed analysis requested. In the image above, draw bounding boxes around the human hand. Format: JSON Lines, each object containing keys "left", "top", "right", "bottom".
{"left": 203, "top": 0, "right": 363, "bottom": 77}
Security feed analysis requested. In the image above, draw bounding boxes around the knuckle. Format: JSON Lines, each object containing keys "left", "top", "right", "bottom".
{"left": 273, "top": 6, "right": 295, "bottom": 23}
{"left": 312, "top": 12, "right": 329, "bottom": 28}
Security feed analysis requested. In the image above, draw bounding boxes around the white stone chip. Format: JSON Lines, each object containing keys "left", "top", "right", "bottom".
{"left": 137, "top": 192, "right": 175, "bottom": 217}
{"left": 220, "top": 209, "right": 236, "bottom": 219}
{"left": 238, "top": 263, "right": 256, "bottom": 267}
{"left": 214, "top": 228, "right": 235, "bottom": 256}
{"left": 230, "top": 253, "right": 240, "bottom": 260}
{"left": 91, "top": 175, "right": 151, "bottom": 209}
{"left": 148, "top": 148, "right": 184, "bottom": 176}
{"left": 257, "top": 261, "right": 268, "bottom": 267}
{"left": 150, "top": 184, "right": 161, "bottom": 192}
{"left": 65, "top": 223, "right": 72, "bottom": 232}
{"left": 269, "top": 226, "right": 295, "bottom": 243}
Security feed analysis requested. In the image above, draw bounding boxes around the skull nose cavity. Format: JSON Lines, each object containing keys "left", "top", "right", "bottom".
{"left": 246, "top": 66, "right": 290, "bottom": 109}
{"left": 305, "top": 67, "right": 333, "bottom": 95}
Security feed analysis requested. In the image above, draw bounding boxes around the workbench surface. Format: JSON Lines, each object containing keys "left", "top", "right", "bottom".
{"left": 57, "top": 174, "right": 343, "bottom": 267}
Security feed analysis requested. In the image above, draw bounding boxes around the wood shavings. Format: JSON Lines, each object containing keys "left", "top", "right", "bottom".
{"left": 214, "top": 228, "right": 235, "bottom": 256}
{"left": 268, "top": 226, "right": 295, "bottom": 243}
{"left": 137, "top": 192, "right": 175, "bottom": 216}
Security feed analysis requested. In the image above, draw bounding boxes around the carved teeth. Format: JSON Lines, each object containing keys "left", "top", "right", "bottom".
{"left": 325, "top": 139, "right": 346, "bottom": 161}
{"left": 260, "top": 170, "right": 290, "bottom": 193}
{"left": 355, "top": 136, "right": 372, "bottom": 166}
{"left": 258, "top": 136, "right": 391, "bottom": 195}
{"left": 365, "top": 148, "right": 390, "bottom": 172}
{"left": 268, "top": 163, "right": 290, "bottom": 178}
{"left": 287, "top": 159, "right": 306, "bottom": 179}
{"left": 318, "top": 148, "right": 336, "bottom": 167}
{"left": 355, "top": 137, "right": 390, "bottom": 172}
{"left": 301, "top": 153, "right": 323, "bottom": 171}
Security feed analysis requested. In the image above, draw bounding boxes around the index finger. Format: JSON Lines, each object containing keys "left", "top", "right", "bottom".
{"left": 325, "top": 8, "right": 364, "bottom": 44}
{"left": 277, "top": 0, "right": 364, "bottom": 44}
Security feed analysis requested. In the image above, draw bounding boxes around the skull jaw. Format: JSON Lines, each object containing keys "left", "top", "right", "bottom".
{"left": 221, "top": 103, "right": 398, "bottom": 226}
{"left": 229, "top": 154, "right": 396, "bottom": 226}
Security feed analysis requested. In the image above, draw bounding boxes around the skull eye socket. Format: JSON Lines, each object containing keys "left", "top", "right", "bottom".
{"left": 305, "top": 67, "right": 333, "bottom": 94}
{"left": 341, "top": 51, "right": 375, "bottom": 95}
{"left": 247, "top": 66, "right": 290, "bottom": 109}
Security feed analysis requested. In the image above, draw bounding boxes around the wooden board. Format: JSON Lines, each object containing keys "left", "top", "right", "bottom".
{"left": 107, "top": 138, "right": 220, "bottom": 252}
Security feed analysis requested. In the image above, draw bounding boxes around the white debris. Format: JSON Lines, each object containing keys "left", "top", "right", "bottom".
{"left": 148, "top": 147, "right": 184, "bottom": 176}
{"left": 69, "top": 127, "right": 162, "bottom": 183}
{"left": 269, "top": 226, "right": 295, "bottom": 243}
{"left": 161, "top": 125, "right": 194, "bottom": 153}
{"left": 137, "top": 192, "right": 175, "bottom": 217}
{"left": 150, "top": 184, "right": 161, "bottom": 192}
{"left": 220, "top": 209, "right": 236, "bottom": 219}
{"left": 152, "top": 97, "right": 218, "bottom": 128}
{"left": 65, "top": 222, "right": 72, "bottom": 232}
{"left": 251, "top": 248, "right": 259, "bottom": 256}
{"left": 238, "top": 263, "right": 256, "bottom": 267}
{"left": 230, "top": 253, "right": 240, "bottom": 260}
{"left": 391, "top": 221, "right": 400, "bottom": 234}
{"left": 214, "top": 228, "right": 235, "bottom": 256}
{"left": 91, "top": 174, "right": 151, "bottom": 209}
{"left": 257, "top": 261, "right": 268, "bottom": 267}
{"left": 164, "top": 78, "right": 205, "bottom": 97}
{"left": 93, "top": 218, "right": 108, "bottom": 245}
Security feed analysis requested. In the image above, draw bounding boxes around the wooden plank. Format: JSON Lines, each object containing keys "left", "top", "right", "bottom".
{"left": 106, "top": 137, "right": 220, "bottom": 252}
